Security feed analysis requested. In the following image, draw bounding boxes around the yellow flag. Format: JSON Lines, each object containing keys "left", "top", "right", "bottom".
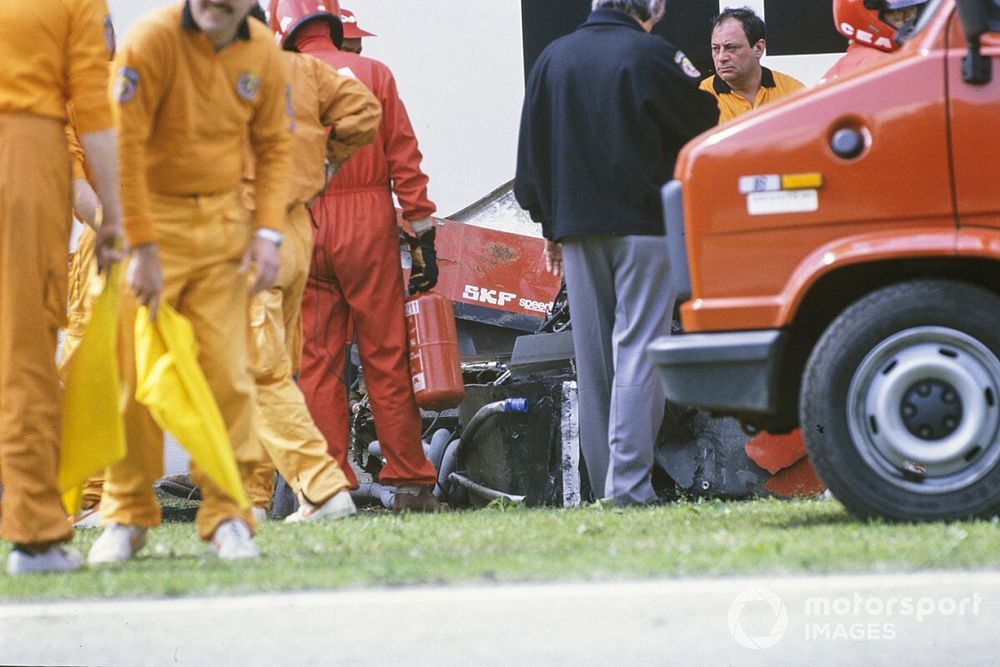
{"left": 60, "top": 264, "right": 126, "bottom": 514}
{"left": 133, "top": 304, "right": 249, "bottom": 509}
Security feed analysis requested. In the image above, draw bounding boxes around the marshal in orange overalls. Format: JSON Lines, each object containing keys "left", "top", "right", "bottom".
{"left": 103, "top": 4, "right": 292, "bottom": 542}
{"left": 292, "top": 21, "right": 438, "bottom": 490}
{"left": 0, "top": 0, "right": 115, "bottom": 549}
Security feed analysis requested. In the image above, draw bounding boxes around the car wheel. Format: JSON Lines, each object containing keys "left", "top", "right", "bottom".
{"left": 801, "top": 279, "right": 1000, "bottom": 521}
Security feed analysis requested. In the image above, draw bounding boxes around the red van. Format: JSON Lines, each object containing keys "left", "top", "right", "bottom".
{"left": 650, "top": 0, "right": 1000, "bottom": 521}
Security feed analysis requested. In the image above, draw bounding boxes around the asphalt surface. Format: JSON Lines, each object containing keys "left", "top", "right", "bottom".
{"left": 1, "top": 571, "right": 996, "bottom": 665}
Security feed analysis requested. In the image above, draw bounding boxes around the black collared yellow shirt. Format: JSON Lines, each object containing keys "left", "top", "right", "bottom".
{"left": 699, "top": 66, "right": 804, "bottom": 124}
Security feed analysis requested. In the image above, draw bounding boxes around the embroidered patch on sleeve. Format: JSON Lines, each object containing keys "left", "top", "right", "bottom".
{"left": 674, "top": 50, "right": 701, "bottom": 79}
{"left": 114, "top": 67, "right": 139, "bottom": 103}
{"left": 103, "top": 15, "right": 116, "bottom": 56}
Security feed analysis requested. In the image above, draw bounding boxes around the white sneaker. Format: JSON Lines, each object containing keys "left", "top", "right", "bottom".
{"left": 211, "top": 519, "right": 260, "bottom": 560}
{"left": 71, "top": 505, "right": 102, "bottom": 529}
{"left": 6, "top": 545, "right": 83, "bottom": 575}
{"left": 87, "top": 524, "right": 147, "bottom": 565}
{"left": 284, "top": 490, "right": 357, "bottom": 523}
{"left": 251, "top": 506, "right": 268, "bottom": 524}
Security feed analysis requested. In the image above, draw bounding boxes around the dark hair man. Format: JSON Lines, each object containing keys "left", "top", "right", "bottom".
{"left": 700, "top": 7, "right": 805, "bottom": 123}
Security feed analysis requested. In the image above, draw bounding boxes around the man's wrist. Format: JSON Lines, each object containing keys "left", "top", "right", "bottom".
{"left": 255, "top": 227, "right": 283, "bottom": 247}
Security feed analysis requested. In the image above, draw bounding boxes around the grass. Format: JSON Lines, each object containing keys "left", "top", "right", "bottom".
{"left": 2, "top": 497, "right": 998, "bottom": 602}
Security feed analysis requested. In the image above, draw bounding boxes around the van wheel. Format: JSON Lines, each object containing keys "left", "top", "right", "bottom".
{"left": 800, "top": 280, "right": 1000, "bottom": 521}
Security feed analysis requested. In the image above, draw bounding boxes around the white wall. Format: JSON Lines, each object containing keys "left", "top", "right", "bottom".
{"left": 106, "top": 0, "right": 526, "bottom": 218}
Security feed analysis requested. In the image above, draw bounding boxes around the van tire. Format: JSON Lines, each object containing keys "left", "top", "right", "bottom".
{"left": 801, "top": 279, "right": 1000, "bottom": 521}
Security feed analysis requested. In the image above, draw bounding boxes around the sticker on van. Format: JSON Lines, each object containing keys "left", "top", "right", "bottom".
{"left": 747, "top": 190, "right": 819, "bottom": 216}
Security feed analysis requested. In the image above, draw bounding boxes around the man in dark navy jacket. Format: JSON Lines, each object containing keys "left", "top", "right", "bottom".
{"left": 514, "top": 0, "right": 718, "bottom": 507}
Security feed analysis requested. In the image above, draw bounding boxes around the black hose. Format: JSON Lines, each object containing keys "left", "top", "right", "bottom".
{"left": 436, "top": 398, "right": 529, "bottom": 503}
{"left": 455, "top": 398, "right": 529, "bottom": 464}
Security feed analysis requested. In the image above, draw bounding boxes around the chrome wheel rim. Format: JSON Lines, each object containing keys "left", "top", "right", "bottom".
{"left": 847, "top": 326, "right": 1000, "bottom": 493}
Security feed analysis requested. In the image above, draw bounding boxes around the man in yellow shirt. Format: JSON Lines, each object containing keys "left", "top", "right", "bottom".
{"left": 88, "top": 0, "right": 292, "bottom": 564}
{"left": 0, "top": 0, "right": 122, "bottom": 575}
{"left": 699, "top": 7, "right": 804, "bottom": 124}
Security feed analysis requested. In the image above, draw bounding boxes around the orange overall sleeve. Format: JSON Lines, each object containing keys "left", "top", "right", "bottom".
{"left": 113, "top": 23, "right": 169, "bottom": 246}
{"left": 66, "top": 0, "right": 114, "bottom": 133}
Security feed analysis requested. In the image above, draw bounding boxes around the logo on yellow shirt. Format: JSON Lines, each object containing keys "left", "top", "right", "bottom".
{"left": 237, "top": 71, "right": 261, "bottom": 102}
{"left": 114, "top": 67, "right": 139, "bottom": 104}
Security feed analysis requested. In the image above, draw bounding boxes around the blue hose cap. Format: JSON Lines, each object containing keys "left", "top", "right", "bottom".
{"left": 503, "top": 398, "right": 530, "bottom": 413}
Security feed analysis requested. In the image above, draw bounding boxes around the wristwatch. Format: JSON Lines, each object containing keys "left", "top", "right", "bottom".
{"left": 255, "top": 227, "right": 283, "bottom": 248}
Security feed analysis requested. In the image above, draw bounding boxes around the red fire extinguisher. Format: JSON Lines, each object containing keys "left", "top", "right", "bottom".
{"left": 404, "top": 291, "right": 464, "bottom": 410}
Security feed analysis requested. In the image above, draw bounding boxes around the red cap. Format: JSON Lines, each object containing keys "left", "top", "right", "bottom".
{"left": 340, "top": 8, "right": 375, "bottom": 39}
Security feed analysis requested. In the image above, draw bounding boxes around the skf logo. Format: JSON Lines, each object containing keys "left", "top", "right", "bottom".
{"left": 463, "top": 285, "right": 516, "bottom": 306}
{"left": 839, "top": 22, "right": 893, "bottom": 51}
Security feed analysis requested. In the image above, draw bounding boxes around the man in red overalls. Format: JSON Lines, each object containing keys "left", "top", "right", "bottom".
{"left": 268, "top": 1, "right": 440, "bottom": 511}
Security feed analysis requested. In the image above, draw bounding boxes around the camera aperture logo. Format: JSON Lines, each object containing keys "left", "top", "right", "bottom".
{"left": 728, "top": 588, "right": 789, "bottom": 650}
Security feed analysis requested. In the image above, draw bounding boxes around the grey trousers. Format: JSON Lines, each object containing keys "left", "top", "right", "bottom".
{"left": 562, "top": 234, "right": 674, "bottom": 506}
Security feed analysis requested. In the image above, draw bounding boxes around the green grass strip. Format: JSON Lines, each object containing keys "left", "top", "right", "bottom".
{"left": 3, "top": 498, "right": 998, "bottom": 601}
